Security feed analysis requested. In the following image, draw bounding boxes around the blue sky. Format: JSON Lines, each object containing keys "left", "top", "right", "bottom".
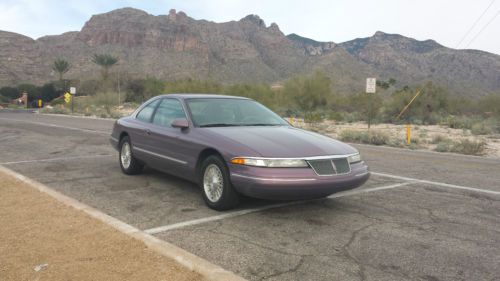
{"left": 1, "top": 0, "right": 499, "bottom": 54}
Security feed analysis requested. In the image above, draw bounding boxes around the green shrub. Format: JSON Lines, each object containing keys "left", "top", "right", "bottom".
{"left": 446, "top": 116, "right": 473, "bottom": 130}
{"left": 50, "top": 98, "right": 65, "bottom": 106}
{"left": 435, "top": 142, "right": 451, "bottom": 152}
{"left": 304, "top": 112, "right": 323, "bottom": 123}
{"left": 328, "top": 111, "right": 343, "bottom": 121}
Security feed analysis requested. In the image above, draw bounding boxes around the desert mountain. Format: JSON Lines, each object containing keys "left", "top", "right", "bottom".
{"left": 0, "top": 7, "right": 499, "bottom": 97}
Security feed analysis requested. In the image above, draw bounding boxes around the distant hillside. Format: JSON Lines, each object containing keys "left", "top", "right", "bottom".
{"left": 0, "top": 8, "right": 499, "bottom": 97}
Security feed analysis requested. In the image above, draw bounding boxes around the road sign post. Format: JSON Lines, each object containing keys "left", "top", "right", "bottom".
{"left": 70, "top": 87, "right": 76, "bottom": 114}
{"left": 366, "top": 78, "right": 376, "bottom": 129}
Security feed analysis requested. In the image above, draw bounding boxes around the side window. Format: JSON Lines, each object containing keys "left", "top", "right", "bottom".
{"left": 152, "top": 99, "right": 186, "bottom": 127}
{"left": 136, "top": 99, "right": 160, "bottom": 123}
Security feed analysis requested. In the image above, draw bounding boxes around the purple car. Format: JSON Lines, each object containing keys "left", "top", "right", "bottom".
{"left": 110, "top": 94, "right": 369, "bottom": 210}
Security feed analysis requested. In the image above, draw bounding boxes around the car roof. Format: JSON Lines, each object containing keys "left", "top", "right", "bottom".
{"left": 158, "top": 93, "right": 250, "bottom": 100}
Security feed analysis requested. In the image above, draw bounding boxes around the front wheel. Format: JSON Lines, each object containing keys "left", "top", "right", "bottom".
{"left": 200, "top": 155, "right": 239, "bottom": 210}
{"left": 119, "top": 136, "right": 144, "bottom": 175}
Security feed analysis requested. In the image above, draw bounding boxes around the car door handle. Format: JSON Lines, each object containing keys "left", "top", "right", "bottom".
{"left": 145, "top": 129, "right": 152, "bottom": 135}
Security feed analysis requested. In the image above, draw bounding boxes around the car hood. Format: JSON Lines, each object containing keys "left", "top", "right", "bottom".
{"left": 201, "top": 126, "right": 357, "bottom": 158}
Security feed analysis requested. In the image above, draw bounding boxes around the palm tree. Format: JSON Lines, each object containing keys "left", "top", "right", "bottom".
{"left": 92, "top": 54, "right": 118, "bottom": 80}
{"left": 52, "top": 59, "right": 70, "bottom": 81}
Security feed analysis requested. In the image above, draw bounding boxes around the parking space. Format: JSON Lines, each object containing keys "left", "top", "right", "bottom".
{"left": 1, "top": 112, "right": 499, "bottom": 281}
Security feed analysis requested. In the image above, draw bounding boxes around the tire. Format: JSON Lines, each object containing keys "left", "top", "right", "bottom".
{"left": 200, "top": 155, "right": 240, "bottom": 210}
{"left": 119, "top": 136, "right": 144, "bottom": 175}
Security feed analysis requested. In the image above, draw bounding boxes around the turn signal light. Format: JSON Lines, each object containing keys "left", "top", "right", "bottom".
{"left": 230, "top": 158, "right": 246, "bottom": 165}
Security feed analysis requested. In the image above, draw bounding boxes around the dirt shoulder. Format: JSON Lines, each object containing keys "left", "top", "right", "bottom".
{"left": 0, "top": 170, "right": 204, "bottom": 281}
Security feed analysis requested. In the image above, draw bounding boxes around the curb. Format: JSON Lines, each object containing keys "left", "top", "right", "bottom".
{"left": 0, "top": 165, "right": 246, "bottom": 281}
{"left": 39, "top": 112, "right": 120, "bottom": 121}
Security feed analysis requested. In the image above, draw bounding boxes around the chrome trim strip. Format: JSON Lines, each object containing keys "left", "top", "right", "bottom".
{"left": 133, "top": 146, "right": 187, "bottom": 165}
{"left": 355, "top": 171, "right": 369, "bottom": 177}
{"left": 231, "top": 153, "right": 359, "bottom": 161}
{"left": 231, "top": 173, "right": 316, "bottom": 182}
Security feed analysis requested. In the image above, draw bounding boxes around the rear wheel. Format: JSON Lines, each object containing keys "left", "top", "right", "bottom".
{"left": 200, "top": 155, "right": 239, "bottom": 210}
{"left": 119, "top": 136, "right": 143, "bottom": 175}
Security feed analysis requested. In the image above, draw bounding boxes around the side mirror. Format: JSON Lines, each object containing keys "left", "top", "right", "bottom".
{"left": 171, "top": 118, "right": 189, "bottom": 129}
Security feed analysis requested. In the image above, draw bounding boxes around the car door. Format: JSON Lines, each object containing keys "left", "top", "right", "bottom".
{"left": 128, "top": 98, "right": 161, "bottom": 164}
{"left": 147, "top": 98, "right": 192, "bottom": 175}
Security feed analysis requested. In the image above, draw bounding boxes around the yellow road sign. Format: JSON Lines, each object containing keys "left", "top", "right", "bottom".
{"left": 64, "top": 96, "right": 71, "bottom": 103}
{"left": 64, "top": 92, "right": 71, "bottom": 99}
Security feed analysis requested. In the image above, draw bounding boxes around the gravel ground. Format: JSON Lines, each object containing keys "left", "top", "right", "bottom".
{"left": 0, "top": 170, "right": 204, "bottom": 281}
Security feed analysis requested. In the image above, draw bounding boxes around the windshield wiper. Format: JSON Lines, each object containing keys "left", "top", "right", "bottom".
{"left": 199, "top": 123, "right": 239, "bottom": 128}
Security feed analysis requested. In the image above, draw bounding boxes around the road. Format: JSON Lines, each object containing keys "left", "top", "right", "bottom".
{"left": 1, "top": 111, "right": 499, "bottom": 281}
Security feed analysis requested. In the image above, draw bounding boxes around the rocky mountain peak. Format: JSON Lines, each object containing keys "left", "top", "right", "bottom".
{"left": 286, "top": 33, "right": 335, "bottom": 56}
{"left": 0, "top": 7, "right": 499, "bottom": 97}
{"left": 168, "top": 8, "right": 188, "bottom": 22}
{"left": 268, "top": 23, "right": 282, "bottom": 34}
{"left": 240, "top": 14, "right": 266, "bottom": 27}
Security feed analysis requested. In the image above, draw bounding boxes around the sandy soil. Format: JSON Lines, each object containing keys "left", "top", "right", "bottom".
{"left": 292, "top": 119, "right": 500, "bottom": 158}
{"left": 0, "top": 171, "right": 204, "bottom": 281}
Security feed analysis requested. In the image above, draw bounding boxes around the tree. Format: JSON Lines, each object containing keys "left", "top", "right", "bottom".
{"left": 385, "top": 82, "right": 448, "bottom": 124}
{"left": 52, "top": 59, "right": 70, "bottom": 81}
{"left": 349, "top": 92, "right": 383, "bottom": 127}
{"left": 92, "top": 54, "right": 118, "bottom": 80}
{"left": 0, "top": 86, "right": 20, "bottom": 101}
{"left": 283, "top": 71, "right": 330, "bottom": 113}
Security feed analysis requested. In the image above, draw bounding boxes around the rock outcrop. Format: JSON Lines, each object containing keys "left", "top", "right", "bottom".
{"left": 0, "top": 8, "right": 499, "bottom": 97}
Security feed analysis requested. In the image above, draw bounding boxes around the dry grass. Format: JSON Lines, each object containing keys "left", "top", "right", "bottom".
{"left": 292, "top": 119, "right": 499, "bottom": 158}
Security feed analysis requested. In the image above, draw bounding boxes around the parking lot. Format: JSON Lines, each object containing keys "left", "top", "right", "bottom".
{"left": 1, "top": 111, "right": 499, "bottom": 281}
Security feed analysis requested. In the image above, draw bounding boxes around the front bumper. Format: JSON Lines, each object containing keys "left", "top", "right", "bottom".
{"left": 229, "top": 162, "right": 370, "bottom": 200}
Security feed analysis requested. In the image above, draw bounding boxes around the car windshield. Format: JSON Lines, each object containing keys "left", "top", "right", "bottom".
{"left": 186, "top": 98, "right": 289, "bottom": 127}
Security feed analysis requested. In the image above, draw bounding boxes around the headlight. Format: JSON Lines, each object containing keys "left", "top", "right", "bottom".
{"left": 230, "top": 157, "right": 308, "bottom": 167}
{"left": 348, "top": 153, "right": 362, "bottom": 163}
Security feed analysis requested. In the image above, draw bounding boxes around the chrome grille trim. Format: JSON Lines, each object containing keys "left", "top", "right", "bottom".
{"left": 307, "top": 158, "right": 351, "bottom": 176}
{"left": 230, "top": 153, "right": 358, "bottom": 161}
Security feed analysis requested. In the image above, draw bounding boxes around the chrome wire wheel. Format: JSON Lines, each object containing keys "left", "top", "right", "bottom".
{"left": 120, "top": 142, "right": 132, "bottom": 169}
{"left": 203, "top": 164, "right": 224, "bottom": 203}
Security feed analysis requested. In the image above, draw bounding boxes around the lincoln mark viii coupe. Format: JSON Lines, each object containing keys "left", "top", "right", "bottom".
{"left": 110, "top": 94, "right": 370, "bottom": 210}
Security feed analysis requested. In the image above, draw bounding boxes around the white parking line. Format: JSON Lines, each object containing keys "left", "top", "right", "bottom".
{"left": 144, "top": 182, "right": 412, "bottom": 235}
{"left": 371, "top": 171, "right": 500, "bottom": 195}
{"left": 0, "top": 117, "right": 109, "bottom": 135}
{"left": 0, "top": 154, "right": 113, "bottom": 165}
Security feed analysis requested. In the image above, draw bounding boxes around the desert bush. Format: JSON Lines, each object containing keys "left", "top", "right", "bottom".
{"left": 450, "top": 139, "right": 486, "bottom": 155}
{"left": 435, "top": 141, "right": 452, "bottom": 152}
{"left": 339, "top": 130, "right": 389, "bottom": 145}
{"left": 431, "top": 134, "right": 450, "bottom": 144}
{"left": 446, "top": 116, "right": 473, "bottom": 130}
{"left": 50, "top": 98, "right": 65, "bottom": 106}
{"left": 304, "top": 112, "right": 323, "bottom": 123}
{"left": 471, "top": 122, "right": 493, "bottom": 135}
{"left": 328, "top": 111, "right": 343, "bottom": 122}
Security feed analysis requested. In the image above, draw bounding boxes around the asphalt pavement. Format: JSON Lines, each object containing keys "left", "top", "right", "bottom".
{"left": 1, "top": 111, "right": 499, "bottom": 281}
